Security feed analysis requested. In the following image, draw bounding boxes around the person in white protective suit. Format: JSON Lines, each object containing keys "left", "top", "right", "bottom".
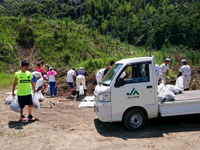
{"left": 159, "top": 58, "right": 171, "bottom": 85}
{"left": 96, "top": 68, "right": 106, "bottom": 85}
{"left": 76, "top": 67, "right": 87, "bottom": 98}
{"left": 177, "top": 59, "right": 191, "bottom": 91}
{"left": 155, "top": 64, "right": 160, "bottom": 84}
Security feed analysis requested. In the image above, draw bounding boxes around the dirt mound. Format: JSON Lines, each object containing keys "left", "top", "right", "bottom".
{"left": 166, "top": 63, "right": 200, "bottom": 90}
{"left": 55, "top": 68, "right": 97, "bottom": 97}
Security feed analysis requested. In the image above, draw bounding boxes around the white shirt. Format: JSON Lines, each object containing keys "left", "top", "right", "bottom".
{"left": 35, "top": 77, "right": 46, "bottom": 89}
{"left": 32, "top": 71, "right": 42, "bottom": 78}
{"left": 96, "top": 68, "right": 106, "bottom": 76}
{"left": 155, "top": 64, "right": 160, "bottom": 75}
{"left": 120, "top": 71, "right": 126, "bottom": 78}
{"left": 66, "top": 69, "right": 76, "bottom": 82}
{"left": 160, "top": 63, "right": 169, "bottom": 74}
{"left": 179, "top": 65, "right": 191, "bottom": 76}
{"left": 48, "top": 75, "right": 56, "bottom": 82}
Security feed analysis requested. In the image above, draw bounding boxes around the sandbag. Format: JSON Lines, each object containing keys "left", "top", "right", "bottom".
{"left": 163, "top": 88, "right": 175, "bottom": 101}
{"left": 158, "top": 92, "right": 165, "bottom": 102}
{"left": 79, "top": 85, "right": 84, "bottom": 95}
{"left": 46, "top": 85, "right": 50, "bottom": 95}
{"left": 166, "top": 84, "right": 182, "bottom": 94}
{"left": 158, "top": 83, "right": 165, "bottom": 94}
{"left": 33, "top": 93, "right": 40, "bottom": 109}
{"left": 10, "top": 96, "right": 20, "bottom": 113}
{"left": 5, "top": 94, "right": 13, "bottom": 104}
{"left": 36, "top": 91, "right": 44, "bottom": 102}
{"left": 176, "top": 76, "right": 183, "bottom": 89}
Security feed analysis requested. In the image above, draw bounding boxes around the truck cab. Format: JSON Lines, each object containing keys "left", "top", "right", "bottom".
{"left": 94, "top": 56, "right": 159, "bottom": 130}
{"left": 94, "top": 56, "right": 200, "bottom": 130}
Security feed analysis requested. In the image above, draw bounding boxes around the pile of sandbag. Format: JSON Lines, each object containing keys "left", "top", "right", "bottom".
{"left": 158, "top": 83, "right": 182, "bottom": 102}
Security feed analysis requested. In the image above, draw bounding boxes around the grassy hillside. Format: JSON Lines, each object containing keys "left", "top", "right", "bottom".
{"left": 1, "top": 16, "right": 200, "bottom": 75}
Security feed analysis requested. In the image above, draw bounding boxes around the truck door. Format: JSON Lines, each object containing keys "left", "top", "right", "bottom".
{"left": 111, "top": 61, "right": 157, "bottom": 121}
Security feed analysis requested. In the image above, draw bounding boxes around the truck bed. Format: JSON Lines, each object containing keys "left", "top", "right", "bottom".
{"left": 175, "top": 90, "right": 200, "bottom": 101}
{"left": 159, "top": 90, "right": 200, "bottom": 117}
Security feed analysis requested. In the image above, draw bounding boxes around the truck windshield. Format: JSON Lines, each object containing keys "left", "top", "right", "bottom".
{"left": 101, "top": 64, "right": 123, "bottom": 86}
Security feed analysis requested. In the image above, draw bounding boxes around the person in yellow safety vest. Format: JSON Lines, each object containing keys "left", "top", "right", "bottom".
{"left": 12, "top": 60, "right": 36, "bottom": 121}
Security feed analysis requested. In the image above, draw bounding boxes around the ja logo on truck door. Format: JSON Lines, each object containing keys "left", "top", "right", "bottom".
{"left": 127, "top": 88, "right": 139, "bottom": 99}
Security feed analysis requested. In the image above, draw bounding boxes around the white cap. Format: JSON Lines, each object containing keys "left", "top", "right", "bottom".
{"left": 181, "top": 59, "right": 187, "bottom": 63}
{"left": 49, "top": 67, "right": 53, "bottom": 70}
{"left": 43, "top": 75, "right": 47, "bottom": 79}
{"left": 165, "top": 58, "right": 171, "bottom": 62}
{"left": 80, "top": 67, "right": 84, "bottom": 69}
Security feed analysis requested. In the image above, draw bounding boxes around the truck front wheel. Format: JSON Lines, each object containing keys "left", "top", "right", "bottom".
{"left": 123, "top": 109, "right": 146, "bottom": 131}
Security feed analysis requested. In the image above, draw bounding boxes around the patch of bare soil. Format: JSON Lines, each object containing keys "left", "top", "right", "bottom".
{"left": 1, "top": 89, "right": 200, "bottom": 150}
{"left": 56, "top": 68, "right": 97, "bottom": 98}
{"left": 166, "top": 64, "right": 200, "bottom": 90}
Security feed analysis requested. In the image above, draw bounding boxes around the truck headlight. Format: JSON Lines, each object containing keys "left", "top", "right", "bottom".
{"left": 98, "top": 93, "right": 111, "bottom": 102}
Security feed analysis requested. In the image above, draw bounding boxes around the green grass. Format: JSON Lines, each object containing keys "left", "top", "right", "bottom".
{"left": 0, "top": 73, "right": 14, "bottom": 89}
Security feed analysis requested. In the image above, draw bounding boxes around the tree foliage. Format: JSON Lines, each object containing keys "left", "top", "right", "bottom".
{"left": 0, "top": 0, "right": 200, "bottom": 50}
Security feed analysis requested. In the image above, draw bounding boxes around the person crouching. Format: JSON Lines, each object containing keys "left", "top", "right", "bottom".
{"left": 35, "top": 75, "right": 48, "bottom": 93}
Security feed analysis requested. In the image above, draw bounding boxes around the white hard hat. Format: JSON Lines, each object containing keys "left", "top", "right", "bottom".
{"left": 43, "top": 75, "right": 47, "bottom": 79}
{"left": 165, "top": 58, "right": 171, "bottom": 62}
{"left": 80, "top": 67, "right": 84, "bottom": 69}
{"left": 181, "top": 59, "right": 187, "bottom": 63}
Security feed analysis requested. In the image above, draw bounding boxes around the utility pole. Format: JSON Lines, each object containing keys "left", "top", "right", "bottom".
{"left": 143, "top": 0, "right": 152, "bottom": 54}
{"left": 80, "top": 0, "right": 82, "bottom": 24}
{"left": 75, "top": 4, "right": 77, "bottom": 23}
{"left": 108, "top": 0, "right": 114, "bottom": 39}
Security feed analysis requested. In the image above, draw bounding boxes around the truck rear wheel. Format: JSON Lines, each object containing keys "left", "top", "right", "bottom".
{"left": 123, "top": 109, "right": 146, "bottom": 131}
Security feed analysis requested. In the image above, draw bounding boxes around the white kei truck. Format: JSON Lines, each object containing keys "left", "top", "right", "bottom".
{"left": 94, "top": 56, "right": 200, "bottom": 131}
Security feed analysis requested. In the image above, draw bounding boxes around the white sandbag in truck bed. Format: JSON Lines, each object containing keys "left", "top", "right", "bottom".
{"left": 176, "top": 76, "right": 183, "bottom": 89}
{"left": 166, "top": 84, "right": 182, "bottom": 94}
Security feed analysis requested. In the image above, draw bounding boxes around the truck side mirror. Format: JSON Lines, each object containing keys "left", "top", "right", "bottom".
{"left": 119, "top": 78, "right": 125, "bottom": 86}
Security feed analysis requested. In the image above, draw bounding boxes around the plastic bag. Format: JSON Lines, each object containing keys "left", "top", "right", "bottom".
{"left": 33, "top": 93, "right": 40, "bottom": 109}
{"left": 5, "top": 94, "right": 13, "bottom": 104}
{"left": 79, "top": 85, "right": 84, "bottom": 95}
{"left": 176, "top": 76, "right": 183, "bottom": 89}
{"left": 158, "top": 92, "right": 165, "bottom": 102}
{"left": 10, "top": 96, "right": 20, "bottom": 113}
{"left": 166, "top": 84, "right": 182, "bottom": 94}
{"left": 46, "top": 85, "right": 50, "bottom": 95}
{"left": 158, "top": 83, "right": 165, "bottom": 94}
{"left": 163, "top": 88, "right": 175, "bottom": 101}
{"left": 36, "top": 91, "right": 44, "bottom": 102}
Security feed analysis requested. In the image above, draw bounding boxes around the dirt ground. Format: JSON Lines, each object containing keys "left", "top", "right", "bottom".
{"left": 1, "top": 88, "right": 200, "bottom": 150}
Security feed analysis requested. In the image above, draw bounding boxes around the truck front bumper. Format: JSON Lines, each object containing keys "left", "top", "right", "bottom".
{"left": 94, "top": 101, "right": 112, "bottom": 122}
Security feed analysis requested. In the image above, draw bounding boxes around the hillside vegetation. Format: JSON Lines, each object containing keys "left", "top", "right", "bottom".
{"left": 1, "top": 16, "right": 200, "bottom": 76}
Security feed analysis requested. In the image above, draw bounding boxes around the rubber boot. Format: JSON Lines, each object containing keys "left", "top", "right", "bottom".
{"left": 77, "top": 91, "right": 79, "bottom": 98}
{"left": 84, "top": 89, "right": 86, "bottom": 97}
